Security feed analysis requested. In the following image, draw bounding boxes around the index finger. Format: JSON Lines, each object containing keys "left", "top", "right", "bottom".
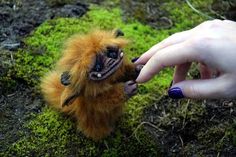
{"left": 136, "top": 41, "right": 200, "bottom": 83}
{"left": 135, "top": 30, "right": 192, "bottom": 65}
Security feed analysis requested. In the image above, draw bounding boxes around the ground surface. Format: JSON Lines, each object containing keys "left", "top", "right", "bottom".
{"left": 143, "top": 97, "right": 236, "bottom": 156}
{"left": 0, "top": 84, "right": 43, "bottom": 152}
{"left": 0, "top": 0, "right": 88, "bottom": 50}
{"left": 0, "top": 0, "right": 236, "bottom": 156}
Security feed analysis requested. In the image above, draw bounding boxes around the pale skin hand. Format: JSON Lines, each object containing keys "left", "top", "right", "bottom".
{"left": 135, "top": 19, "right": 236, "bottom": 99}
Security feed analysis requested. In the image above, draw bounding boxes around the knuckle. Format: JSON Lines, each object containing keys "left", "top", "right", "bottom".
{"left": 161, "top": 32, "right": 180, "bottom": 45}
{"left": 171, "top": 32, "right": 180, "bottom": 38}
{"left": 188, "top": 85, "right": 201, "bottom": 98}
{"left": 207, "top": 19, "right": 222, "bottom": 28}
{"left": 160, "top": 38, "right": 169, "bottom": 46}
{"left": 199, "top": 20, "right": 211, "bottom": 28}
{"left": 222, "top": 78, "right": 236, "bottom": 98}
{"left": 211, "top": 19, "right": 222, "bottom": 24}
{"left": 189, "top": 36, "right": 213, "bottom": 51}
{"left": 199, "top": 19, "right": 222, "bottom": 30}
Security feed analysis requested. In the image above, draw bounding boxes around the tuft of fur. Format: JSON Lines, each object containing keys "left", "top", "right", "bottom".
{"left": 41, "top": 30, "right": 137, "bottom": 140}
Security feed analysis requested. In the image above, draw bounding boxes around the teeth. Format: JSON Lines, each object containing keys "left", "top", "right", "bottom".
{"left": 97, "top": 73, "right": 102, "bottom": 78}
{"left": 120, "top": 52, "right": 124, "bottom": 57}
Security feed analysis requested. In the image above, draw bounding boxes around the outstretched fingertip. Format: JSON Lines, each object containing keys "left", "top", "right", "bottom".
{"left": 135, "top": 71, "right": 145, "bottom": 83}
{"left": 135, "top": 70, "right": 151, "bottom": 83}
{"left": 135, "top": 74, "right": 142, "bottom": 83}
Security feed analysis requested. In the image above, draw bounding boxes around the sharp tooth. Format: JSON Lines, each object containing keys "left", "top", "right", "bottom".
{"left": 120, "top": 52, "right": 124, "bottom": 57}
{"left": 97, "top": 73, "right": 102, "bottom": 78}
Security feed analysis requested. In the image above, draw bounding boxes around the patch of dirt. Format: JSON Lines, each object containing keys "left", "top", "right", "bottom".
{"left": 120, "top": 0, "right": 236, "bottom": 30}
{"left": 212, "top": 0, "right": 236, "bottom": 21}
{"left": 120, "top": 0, "right": 173, "bottom": 29}
{"left": 0, "top": 84, "right": 44, "bottom": 152}
{"left": 0, "top": 0, "right": 89, "bottom": 50}
{"left": 143, "top": 96, "right": 236, "bottom": 156}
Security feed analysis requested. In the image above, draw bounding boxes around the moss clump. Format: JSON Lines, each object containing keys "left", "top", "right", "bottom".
{"left": 4, "top": 108, "right": 73, "bottom": 156}
{"left": 3, "top": 107, "right": 159, "bottom": 157}
{"left": 181, "top": 121, "right": 236, "bottom": 156}
{"left": 198, "top": 123, "right": 229, "bottom": 149}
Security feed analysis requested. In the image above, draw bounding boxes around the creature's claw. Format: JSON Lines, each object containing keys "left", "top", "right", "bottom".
{"left": 133, "top": 64, "right": 143, "bottom": 80}
{"left": 135, "top": 64, "right": 143, "bottom": 74}
{"left": 124, "top": 80, "right": 138, "bottom": 98}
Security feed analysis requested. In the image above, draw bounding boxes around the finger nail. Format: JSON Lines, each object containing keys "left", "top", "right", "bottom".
{"left": 168, "top": 87, "right": 184, "bottom": 99}
{"left": 131, "top": 57, "right": 139, "bottom": 63}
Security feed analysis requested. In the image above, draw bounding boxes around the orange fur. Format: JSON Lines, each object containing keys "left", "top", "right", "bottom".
{"left": 41, "top": 30, "right": 137, "bottom": 140}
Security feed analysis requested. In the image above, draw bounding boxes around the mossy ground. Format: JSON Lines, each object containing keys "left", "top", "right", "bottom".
{"left": 2, "top": 0, "right": 235, "bottom": 156}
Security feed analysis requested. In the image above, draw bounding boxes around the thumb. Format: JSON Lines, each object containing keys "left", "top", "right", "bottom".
{"left": 168, "top": 76, "right": 234, "bottom": 99}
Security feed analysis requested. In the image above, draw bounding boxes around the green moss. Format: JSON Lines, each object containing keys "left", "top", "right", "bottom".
{"left": 227, "top": 121, "right": 236, "bottom": 147}
{"left": 198, "top": 124, "right": 227, "bottom": 148}
{"left": 4, "top": 0, "right": 217, "bottom": 156}
{"left": 3, "top": 106, "right": 159, "bottom": 157}
{"left": 4, "top": 108, "right": 70, "bottom": 156}
{"left": 163, "top": 0, "right": 213, "bottom": 31}
{"left": 195, "top": 121, "right": 236, "bottom": 154}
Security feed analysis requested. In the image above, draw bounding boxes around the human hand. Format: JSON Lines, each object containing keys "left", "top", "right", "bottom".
{"left": 135, "top": 20, "right": 236, "bottom": 99}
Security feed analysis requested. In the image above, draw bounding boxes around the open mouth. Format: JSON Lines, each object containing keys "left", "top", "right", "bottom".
{"left": 89, "top": 49, "right": 124, "bottom": 81}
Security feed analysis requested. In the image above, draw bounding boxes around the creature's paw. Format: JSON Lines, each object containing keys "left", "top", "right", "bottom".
{"left": 124, "top": 80, "right": 138, "bottom": 98}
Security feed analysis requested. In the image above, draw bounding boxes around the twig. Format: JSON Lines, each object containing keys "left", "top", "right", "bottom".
{"left": 179, "top": 135, "right": 184, "bottom": 147}
{"left": 185, "top": 0, "right": 214, "bottom": 20}
{"left": 104, "top": 140, "right": 109, "bottom": 149}
{"left": 210, "top": 115, "right": 215, "bottom": 121}
{"left": 131, "top": 121, "right": 164, "bottom": 144}
{"left": 208, "top": 5, "right": 227, "bottom": 20}
{"left": 10, "top": 51, "right": 14, "bottom": 62}
{"left": 182, "top": 100, "right": 190, "bottom": 129}
{"left": 7, "top": 93, "right": 16, "bottom": 97}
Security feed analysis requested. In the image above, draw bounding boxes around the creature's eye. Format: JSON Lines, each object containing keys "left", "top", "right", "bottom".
{"left": 107, "top": 46, "right": 118, "bottom": 59}
{"left": 93, "top": 54, "right": 104, "bottom": 72}
{"left": 61, "top": 71, "right": 70, "bottom": 86}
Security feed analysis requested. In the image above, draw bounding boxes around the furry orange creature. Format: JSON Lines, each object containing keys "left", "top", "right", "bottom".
{"left": 41, "top": 29, "right": 141, "bottom": 140}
